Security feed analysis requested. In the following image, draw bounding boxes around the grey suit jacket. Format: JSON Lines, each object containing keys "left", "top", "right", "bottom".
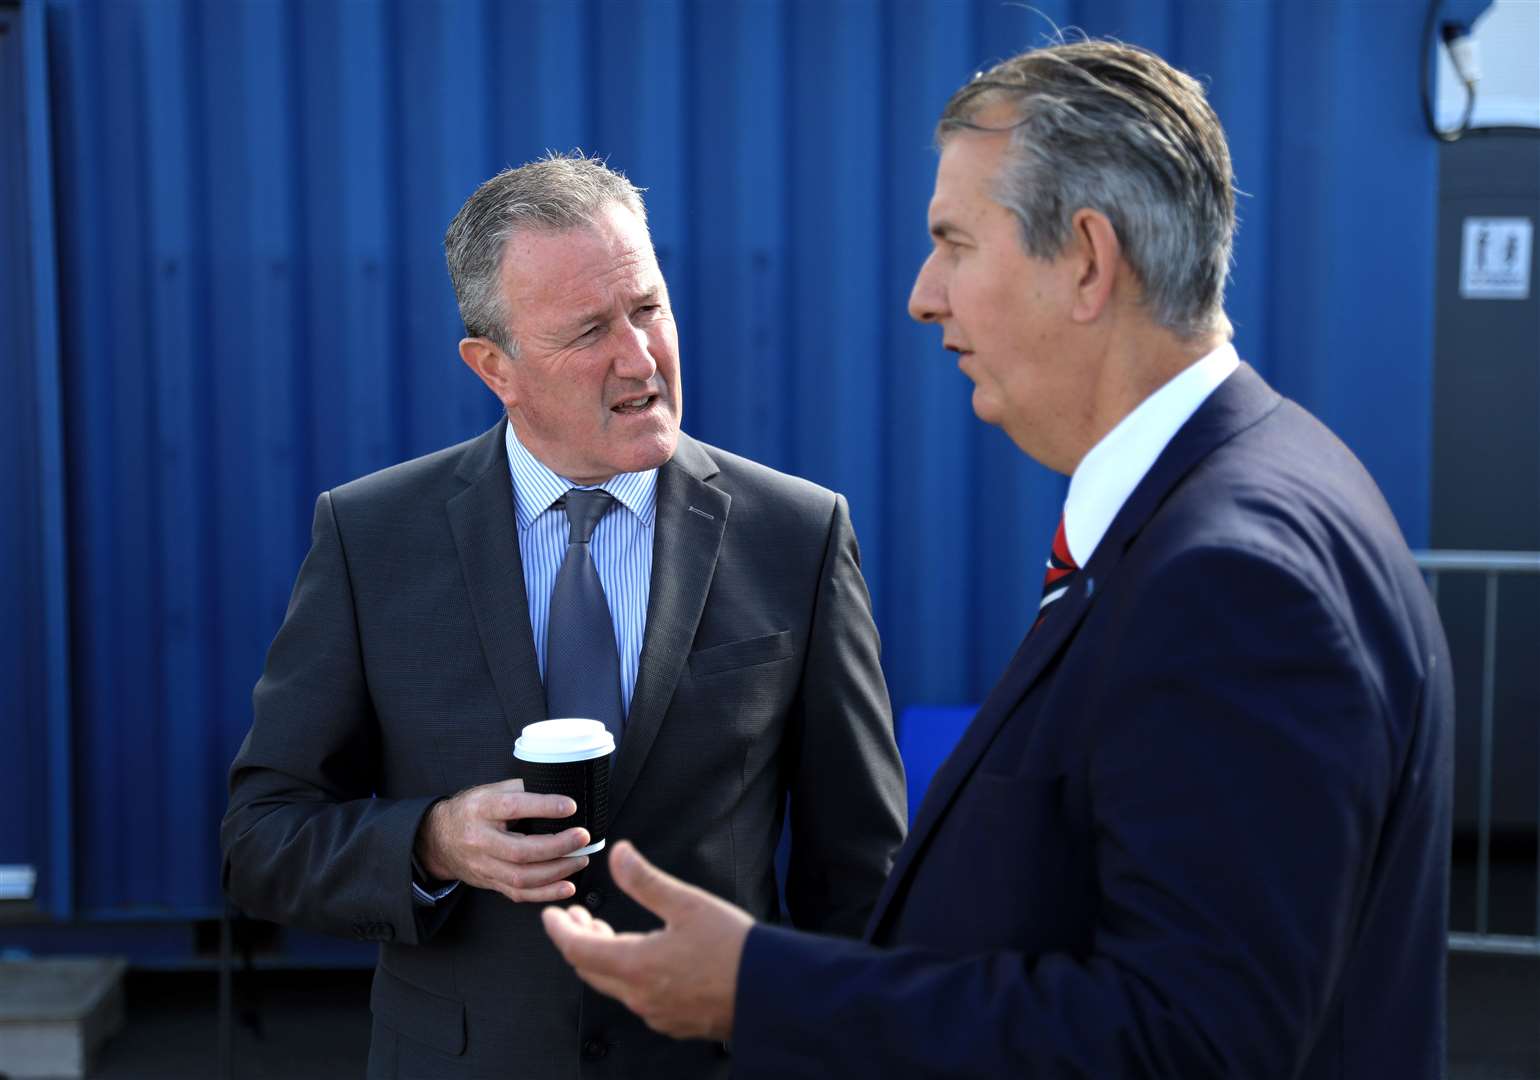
{"left": 221, "top": 422, "right": 907, "bottom": 1079}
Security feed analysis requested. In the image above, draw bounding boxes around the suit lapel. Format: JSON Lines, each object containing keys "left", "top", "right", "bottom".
{"left": 866, "top": 364, "right": 1282, "bottom": 938}
{"left": 446, "top": 420, "right": 548, "bottom": 739}
{"left": 607, "top": 435, "right": 728, "bottom": 821}
{"left": 865, "top": 574, "right": 1099, "bottom": 934}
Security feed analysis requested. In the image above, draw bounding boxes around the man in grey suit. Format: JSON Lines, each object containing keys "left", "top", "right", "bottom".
{"left": 221, "top": 152, "right": 907, "bottom": 1079}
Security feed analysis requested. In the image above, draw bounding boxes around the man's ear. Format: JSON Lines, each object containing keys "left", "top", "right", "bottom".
{"left": 1065, "top": 208, "right": 1121, "bottom": 324}
{"left": 459, "top": 337, "right": 518, "bottom": 409}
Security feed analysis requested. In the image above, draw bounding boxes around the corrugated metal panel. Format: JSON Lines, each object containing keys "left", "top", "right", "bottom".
{"left": 2, "top": 0, "right": 73, "bottom": 920}
{"left": 1, "top": 5, "right": 38, "bottom": 907}
{"left": 18, "top": 0, "right": 1441, "bottom": 921}
{"left": 1, "top": 3, "right": 45, "bottom": 912}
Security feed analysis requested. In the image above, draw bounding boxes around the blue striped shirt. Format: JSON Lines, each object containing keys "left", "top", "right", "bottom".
{"left": 504, "top": 421, "right": 657, "bottom": 716}
{"left": 411, "top": 424, "right": 659, "bottom": 905}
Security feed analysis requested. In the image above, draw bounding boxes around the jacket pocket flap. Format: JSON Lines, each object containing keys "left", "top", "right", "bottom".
{"left": 371, "top": 964, "right": 466, "bottom": 1056}
{"left": 687, "top": 630, "right": 794, "bottom": 677}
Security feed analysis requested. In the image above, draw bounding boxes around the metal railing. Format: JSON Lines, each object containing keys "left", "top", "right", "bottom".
{"left": 1416, "top": 549, "right": 1540, "bottom": 957}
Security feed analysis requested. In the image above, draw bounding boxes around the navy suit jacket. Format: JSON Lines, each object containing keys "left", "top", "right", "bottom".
{"left": 735, "top": 364, "right": 1453, "bottom": 1079}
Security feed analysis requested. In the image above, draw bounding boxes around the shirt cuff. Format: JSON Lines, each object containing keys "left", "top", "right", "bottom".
{"left": 410, "top": 854, "right": 459, "bottom": 906}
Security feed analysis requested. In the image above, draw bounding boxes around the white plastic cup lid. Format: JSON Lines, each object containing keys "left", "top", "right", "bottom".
{"left": 513, "top": 718, "right": 616, "bottom": 763}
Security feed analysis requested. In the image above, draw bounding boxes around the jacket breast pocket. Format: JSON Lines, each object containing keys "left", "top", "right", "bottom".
{"left": 687, "top": 630, "right": 794, "bottom": 677}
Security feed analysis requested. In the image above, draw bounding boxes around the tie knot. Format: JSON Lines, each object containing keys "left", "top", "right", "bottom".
{"left": 1037, "top": 512, "right": 1079, "bottom": 627}
{"left": 561, "top": 489, "right": 615, "bottom": 544}
{"left": 1049, "top": 515, "right": 1077, "bottom": 572}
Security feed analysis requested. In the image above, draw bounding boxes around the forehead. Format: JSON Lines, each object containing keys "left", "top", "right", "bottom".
{"left": 930, "top": 122, "right": 1014, "bottom": 228}
{"left": 500, "top": 203, "right": 661, "bottom": 321}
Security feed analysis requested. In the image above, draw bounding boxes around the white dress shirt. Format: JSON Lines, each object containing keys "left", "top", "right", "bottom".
{"left": 1063, "top": 343, "right": 1240, "bottom": 566}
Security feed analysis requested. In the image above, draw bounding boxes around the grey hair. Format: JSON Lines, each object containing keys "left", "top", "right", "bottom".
{"left": 938, "top": 40, "right": 1235, "bottom": 340}
{"left": 444, "top": 150, "right": 648, "bottom": 355}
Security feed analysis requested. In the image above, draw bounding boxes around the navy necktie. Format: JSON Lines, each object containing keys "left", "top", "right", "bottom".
{"left": 544, "top": 490, "right": 624, "bottom": 741}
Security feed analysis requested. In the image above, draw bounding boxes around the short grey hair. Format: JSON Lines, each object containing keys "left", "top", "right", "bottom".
{"left": 444, "top": 150, "right": 648, "bottom": 355}
{"left": 938, "top": 40, "right": 1235, "bottom": 340}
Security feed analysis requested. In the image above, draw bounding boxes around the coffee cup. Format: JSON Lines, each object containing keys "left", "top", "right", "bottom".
{"left": 512, "top": 718, "right": 614, "bottom": 856}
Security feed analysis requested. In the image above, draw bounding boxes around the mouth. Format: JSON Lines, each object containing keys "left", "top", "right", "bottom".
{"left": 611, "top": 393, "right": 660, "bottom": 415}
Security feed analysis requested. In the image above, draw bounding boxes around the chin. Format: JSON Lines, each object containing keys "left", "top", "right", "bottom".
{"left": 626, "top": 428, "right": 680, "bottom": 473}
{"left": 970, "top": 392, "right": 1003, "bottom": 428}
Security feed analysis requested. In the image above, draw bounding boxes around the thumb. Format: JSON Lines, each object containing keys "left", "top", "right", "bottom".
{"left": 607, "top": 840, "right": 697, "bottom": 921}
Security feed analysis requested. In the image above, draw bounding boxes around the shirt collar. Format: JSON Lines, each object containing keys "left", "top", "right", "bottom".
{"left": 504, "top": 422, "right": 659, "bottom": 531}
{"left": 1063, "top": 342, "right": 1240, "bottom": 567}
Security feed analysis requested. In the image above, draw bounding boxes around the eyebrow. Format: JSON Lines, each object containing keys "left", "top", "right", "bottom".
{"left": 568, "top": 311, "right": 605, "bottom": 334}
{"left": 929, "top": 220, "right": 970, "bottom": 242}
{"left": 563, "top": 287, "right": 664, "bottom": 335}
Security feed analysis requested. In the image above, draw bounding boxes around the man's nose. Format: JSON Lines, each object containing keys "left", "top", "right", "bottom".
{"left": 908, "top": 252, "right": 946, "bottom": 324}
{"left": 614, "top": 323, "right": 658, "bottom": 380}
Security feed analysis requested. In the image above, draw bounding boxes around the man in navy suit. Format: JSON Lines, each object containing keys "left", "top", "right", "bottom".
{"left": 544, "top": 39, "right": 1454, "bottom": 1078}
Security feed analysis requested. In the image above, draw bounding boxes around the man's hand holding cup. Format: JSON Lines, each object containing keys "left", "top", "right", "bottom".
{"left": 414, "top": 718, "right": 617, "bottom": 904}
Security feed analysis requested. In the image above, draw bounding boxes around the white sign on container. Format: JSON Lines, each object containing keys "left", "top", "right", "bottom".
{"left": 0, "top": 865, "right": 37, "bottom": 901}
{"left": 1460, "top": 217, "right": 1532, "bottom": 300}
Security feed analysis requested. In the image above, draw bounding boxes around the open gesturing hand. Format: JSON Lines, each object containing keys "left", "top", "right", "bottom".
{"left": 542, "top": 840, "right": 753, "bottom": 1041}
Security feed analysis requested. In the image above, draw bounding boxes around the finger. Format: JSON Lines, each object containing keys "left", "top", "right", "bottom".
{"left": 541, "top": 904, "right": 597, "bottom": 952}
{"left": 541, "top": 902, "right": 594, "bottom": 938}
{"left": 567, "top": 905, "right": 618, "bottom": 936}
{"left": 497, "top": 791, "right": 578, "bottom": 822}
{"left": 466, "top": 777, "right": 525, "bottom": 798}
{"left": 498, "top": 828, "right": 591, "bottom": 862}
{"left": 543, "top": 909, "right": 644, "bottom": 972}
{"left": 502, "top": 854, "right": 589, "bottom": 890}
{"left": 502, "top": 878, "right": 581, "bottom": 904}
{"left": 606, "top": 840, "right": 704, "bottom": 921}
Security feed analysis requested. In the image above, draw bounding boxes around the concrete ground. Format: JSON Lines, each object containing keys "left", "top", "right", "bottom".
{"left": 90, "top": 968, "right": 371, "bottom": 1080}
{"left": 70, "top": 951, "right": 1537, "bottom": 1080}
{"left": 1448, "top": 951, "right": 1540, "bottom": 1080}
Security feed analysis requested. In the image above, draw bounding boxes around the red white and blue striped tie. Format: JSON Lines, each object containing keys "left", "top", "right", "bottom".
{"left": 1034, "top": 515, "right": 1079, "bottom": 631}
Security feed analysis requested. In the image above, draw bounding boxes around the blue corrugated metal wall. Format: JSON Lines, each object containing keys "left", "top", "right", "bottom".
{"left": 1, "top": 3, "right": 46, "bottom": 914}
{"left": 6, "top": 0, "right": 1443, "bottom": 924}
{"left": 5, "top": 0, "right": 74, "bottom": 922}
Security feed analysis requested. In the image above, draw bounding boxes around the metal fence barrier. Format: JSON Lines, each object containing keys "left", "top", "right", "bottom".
{"left": 1416, "top": 550, "right": 1540, "bottom": 957}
